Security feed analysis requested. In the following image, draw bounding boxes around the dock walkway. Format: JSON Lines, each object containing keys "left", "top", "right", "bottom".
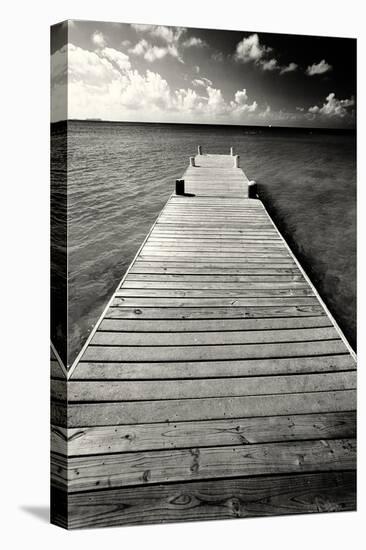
{"left": 51, "top": 151, "right": 356, "bottom": 529}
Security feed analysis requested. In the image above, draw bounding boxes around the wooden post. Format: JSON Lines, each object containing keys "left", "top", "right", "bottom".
{"left": 248, "top": 180, "right": 257, "bottom": 199}
{"left": 198, "top": 145, "right": 202, "bottom": 155}
{"left": 190, "top": 156, "right": 196, "bottom": 167}
{"left": 230, "top": 147, "right": 234, "bottom": 156}
{"left": 175, "top": 179, "right": 185, "bottom": 195}
{"left": 234, "top": 155, "right": 240, "bottom": 168}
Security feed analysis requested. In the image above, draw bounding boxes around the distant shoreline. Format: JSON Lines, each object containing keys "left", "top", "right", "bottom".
{"left": 51, "top": 119, "right": 356, "bottom": 135}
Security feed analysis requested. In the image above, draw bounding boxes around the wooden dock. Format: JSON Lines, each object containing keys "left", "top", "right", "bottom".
{"left": 51, "top": 150, "right": 356, "bottom": 529}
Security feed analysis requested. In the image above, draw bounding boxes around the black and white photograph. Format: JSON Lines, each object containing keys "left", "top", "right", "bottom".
{"left": 50, "top": 17, "right": 357, "bottom": 530}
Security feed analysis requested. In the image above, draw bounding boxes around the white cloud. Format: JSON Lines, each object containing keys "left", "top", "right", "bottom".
{"left": 175, "top": 88, "right": 203, "bottom": 112}
{"left": 132, "top": 24, "right": 186, "bottom": 44}
{"left": 52, "top": 43, "right": 265, "bottom": 124}
{"left": 192, "top": 77, "right": 213, "bottom": 87}
{"left": 234, "top": 89, "right": 248, "bottom": 104}
{"left": 280, "top": 62, "right": 298, "bottom": 74}
{"left": 235, "top": 33, "right": 271, "bottom": 63}
{"left": 68, "top": 44, "right": 121, "bottom": 85}
{"left": 128, "top": 24, "right": 187, "bottom": 62}
{"left": 121, "top": 39, "right": 131, "bottom": 48}
{"left": 306, "top": 59, "right": 332, "bottom": 76}
{"left": 183, "top": 37, "right": 207, "bottom": 48}
{"left": 119, "top": 69, "right": 172, "bottom": 110}
{"left": 235, "top": 34, "right": 295, "bottom": 74}
{"left": 308, "top": 93, "right": 355, "bottom": 117}
{"left": 129, "top": 39, "right": 181, "bottom": 62}
{"left": 91, "top": 30, "right": 106, "bottom": 48}
{"left": 131, "top": 24, "right": 152, "bottom": 33}
{"left": 259, "top": 105, "right": 271, "bottom": 118}
{"left": 230, "top": 88, "right": 258, "bottom": 115}
{"left": 100, "top": 47, "right": 131, "bottom": 71}
{"left": 260, "top": 58, "right": 279, "bottom": 71}
{"left": 296, "top": 106, "right": 305, "bottom": 112}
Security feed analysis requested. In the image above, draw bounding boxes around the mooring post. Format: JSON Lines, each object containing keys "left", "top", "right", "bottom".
{"left": 248, "top": 180, "right": 257, "bottom": 199}
{"left": 198, "top": 145, "right": 202, "bottom": 155}
{"left": 175, "top": 179, "right": 185, "bottom": 195}
{"left": 230, "top": 146, "right": 234, "bottom": 156}
{"left": 190, "top": 156, "right": 196, "bottom": 167}
{"left": 234, "top": 155, "right": 240, "bottom": 168}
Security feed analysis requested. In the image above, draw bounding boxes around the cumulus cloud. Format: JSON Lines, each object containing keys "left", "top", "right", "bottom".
{"left": 192, "top": 77, "right": 213, "bottom": 87}
{"left": 129, "top": 39, "right": 181, "bottom": 62}
{"left": 230, "top": 88, "right": 258, "bottom": 114}
{"left": 260, "top": 58, "right": 279, "bottom": 71}
{"left": 235, "top": 33, "right": 271, "bottom": 63}
{"left": 306, "top": 59, "right": 332, "bottom": 76}
{"left": 308, "top": 93, "right": 355, "bottom": 117}
{"left": 52, "top": 42, "right": 264, "bottom": 123}
{"left": 259, "top": 105, "right": 271, "bottom": 118}
{"left": 91, "top": 30, "right": 106, "bottom": 48}
{"left": 183, "top": 37, "right": 207, "bottom": 48}
{"left": 128, "top": 24, "right": 186, "bottom": 62}
{"left": 100, "top": 47, "right": 131, "bottom": 71}
{"left": 280, "top": 62, "right": 298, "bottom": 74}
{"left": 235, "top": 34, "right": 297, "bottom": 74}
{"left": 131, "top": 24, "right": 152, "bottom": 33}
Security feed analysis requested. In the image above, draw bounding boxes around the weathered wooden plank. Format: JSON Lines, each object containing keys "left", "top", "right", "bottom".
{"left": 99, "top": 315, "right": 332, "bottom": 332}
{"left": 151, "top": 230, "right": 280, "bottom": 236}
{"left": 112, "top": 297, "right": 318, "bottom": 308}
{"left": 144, "top": 244, "right": 286, "bottom": 252}
{"left": 59, "top": 372, "right": 356, "bottom": 403}
{"left": 135, "top": 258, "right": 296, "bottom": 265}
{"left": 52, "top": 411, "right": 356, "bottom": 456}
{"left": 52, "top": 438, "right": 356, "bottom": 491}
{"left": 91, "top": 327, "right": 338, "bottom": 347}
{"left": 129, "top": 268, "right": 299, "bottom": 276}
{"left": 122, "top": 280, "right": 309, "bottom": 289}
{"left": 126, "top": 273, "right": 305, "bottom": 282}
{"left": 139, "top": 256, "right": 291, "bottom": 263}
{"left": 66, "top": 471, "right": 356, "bottom": 528}
{"left": 72, "top": 355, "right": 355, "bottom": 380}
{"left": 106, "top": 304, "right": 326, "bottom": 319}
{"left": 116, "top": 289, "right": 313, "bottom": 298}
{"left": 51, "top": 359, "right": 65, "bottom": 379}
{"left": 58, "top": 390, "right": 356, "bottom": 426}
{"left": 83, "top": 339, "right": 346, "bottom": 363}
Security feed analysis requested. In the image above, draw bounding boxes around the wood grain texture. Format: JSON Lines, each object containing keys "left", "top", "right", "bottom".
{"left": 55, "top": 390, "right": 356, "bottom": 427}
{"left": 71, "top": 355, "right": 355, "bottom": 380}
{"left": 98, "top": 315, "right": 333, "bottom": 332}
{"left": 58, "top": 372, "right": 356, "bottom": 402}
{"left": 58, "top": 154, "right": 356, "bottom": 529}
{"left": 52, "top": 438, "right": 356, "bottom": 491}
{"left": 90, "top": 326, "right": 337, "bottom": 346}
{"left": 66, "top": 471, "right": 356, "bottom": 528}
{"left": 51, "top": 411, "right": 356, "bottom": 456}
{"left": 81, "top": 340, "right": 347, "bottom": 362}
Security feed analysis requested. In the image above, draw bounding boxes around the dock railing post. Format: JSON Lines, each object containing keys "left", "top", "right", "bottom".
{"left": 175, "top": 179, "right": 185, "bottom": 195}
{"left": 190, "top": 156, "right": 196, "bottom": 167}
{"left": 198, "top": 145, "right": 202, "bottom": 155}
{"left": 230, "top": 146, "right": 234, "bottom": 156}
{"left": 248, "top": 180, "right": 257, "bottom": 199}
{"left": 234, "top": 155, "right": 240, "bottom": 168}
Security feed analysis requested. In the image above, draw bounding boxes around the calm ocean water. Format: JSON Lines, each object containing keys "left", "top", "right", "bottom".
{"left": 53, "top": 121, "right": 356, "bottom": 365}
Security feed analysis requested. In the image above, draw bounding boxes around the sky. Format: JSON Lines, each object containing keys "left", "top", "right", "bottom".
{"left": 51, "top": 20, "right": 356, "bottom": 128}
